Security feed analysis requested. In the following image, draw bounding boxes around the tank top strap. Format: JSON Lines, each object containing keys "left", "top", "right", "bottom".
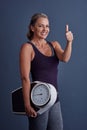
{"left": 27, "top": 41, "right": 55, "bottom": 56}
{"left": 27, "top": 41, "right": 38, "bottom": 52}
{"left": 27, "top": 41, "right": 35, "bottom": 47}
{"left": 47, "top": 41, "right": 55, "bottom": 56}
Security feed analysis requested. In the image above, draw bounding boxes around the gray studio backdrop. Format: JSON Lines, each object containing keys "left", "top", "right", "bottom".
{"left": 0, "top": 0, "right": 87, "bottom": 130}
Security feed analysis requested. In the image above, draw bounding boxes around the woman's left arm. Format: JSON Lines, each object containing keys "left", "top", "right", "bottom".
{"left": 52, "top": 25, "right": 73, "bottom": 62}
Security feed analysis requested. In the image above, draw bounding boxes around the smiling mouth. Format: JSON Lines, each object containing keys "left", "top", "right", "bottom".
{"left": 41, "top": 32, "right": 48, "bottom": 36}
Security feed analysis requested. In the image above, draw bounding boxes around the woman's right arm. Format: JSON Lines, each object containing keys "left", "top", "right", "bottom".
{"left": 19, "top": 43, "right": 37, "bottom": 117}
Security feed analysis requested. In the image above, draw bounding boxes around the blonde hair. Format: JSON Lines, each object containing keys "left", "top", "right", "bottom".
{"left": 27, "top": 13, "right": 48, "bottom": 40}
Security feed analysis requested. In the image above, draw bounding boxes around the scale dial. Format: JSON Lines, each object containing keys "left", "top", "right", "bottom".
{"left": 31, "top": 83, "right": 51, "bottom": 107}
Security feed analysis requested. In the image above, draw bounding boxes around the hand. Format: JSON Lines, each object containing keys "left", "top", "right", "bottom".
{"left": 65, "top": 25, "right": 73, "bottom": 42}
{"left": 25, "top": 104, "right": 37, "bottom": 118}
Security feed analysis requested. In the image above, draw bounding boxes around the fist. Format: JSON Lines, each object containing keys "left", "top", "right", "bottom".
{"left": 65, "top": 25, "right": 73, "bottom": 42}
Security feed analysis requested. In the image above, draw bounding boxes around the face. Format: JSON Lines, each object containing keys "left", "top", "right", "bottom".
{"left": 31, "top": 17, "right": 50, "bottom": 39}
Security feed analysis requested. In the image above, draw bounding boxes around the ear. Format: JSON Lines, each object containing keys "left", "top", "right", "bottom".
{"left": 30, "top": 25, "right": 34, "bottom": 32}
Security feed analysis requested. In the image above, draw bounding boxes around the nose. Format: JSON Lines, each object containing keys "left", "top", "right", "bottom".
{"left": 43, "top": 26, "right": 49, "bottom": 32}
{"left": 43, "top": 26, "right": 46, "bottom": 31}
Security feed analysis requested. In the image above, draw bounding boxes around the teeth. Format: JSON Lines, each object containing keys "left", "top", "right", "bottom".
{"left": 42, "top": 34, "right": 46, "bottom": 35}
{"left": 41, "top": 32, "right": 47, "bottom": 35}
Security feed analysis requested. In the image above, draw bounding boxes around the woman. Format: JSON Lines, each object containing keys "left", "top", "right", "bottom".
{"left": 19, "top": 13, "right": 73, "bottom": 130}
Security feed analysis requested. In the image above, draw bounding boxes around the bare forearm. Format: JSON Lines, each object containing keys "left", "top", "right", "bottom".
{"left": 63, "top": 24, "right": 73, "bottom": 62}
{"left": 22, "top": 78, "right": 31, "bottom": 107}
{"left": 52, "top": 25, "right": 73, "bottom": 62}
{"left": 63, "top": 41, "right": 72, "bottom": 62}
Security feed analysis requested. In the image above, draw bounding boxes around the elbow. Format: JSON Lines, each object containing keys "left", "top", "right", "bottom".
{"left": 62, "top": 53, "right": 71, "bottom": 63}
{"left": 21, "top": 76, "right": 30, "bottom": 83}
{"left": 62, "top": 57, "right": 70, "bottom": 63}
{"left": 64, "top": 60, "right": 69, "bottom": 63}
{"left": 62, "top": 59, "right": 69, "bottom": 63}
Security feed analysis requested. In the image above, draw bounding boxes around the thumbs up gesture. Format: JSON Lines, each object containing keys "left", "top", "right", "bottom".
{"left": 65, "top": 25, "right": 73, "bottom": 42}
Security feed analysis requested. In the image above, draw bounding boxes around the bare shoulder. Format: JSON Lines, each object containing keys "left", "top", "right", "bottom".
{"left": 51, "top": 41, "right": 60, "bottom": 44}
{"left": 20, "top": 42, "right": 34, "bottom": 55}
{"left": 20, "top": 42, "right": 34, "bottom": 61}
{"left": 51, "top": 41, "right": 61, "bottom": 49}
{"left": 20, "top": 42, "right": 33, "bottom": 51}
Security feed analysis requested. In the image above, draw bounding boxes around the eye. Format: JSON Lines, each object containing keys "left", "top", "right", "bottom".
{"left": 46, "top": 25, "right": 50, "bottom": 28}
{"left": 37, "top": 24, "right": 50, "bottom": 29}
{"left": 38, "top": 24, "right": 43, "bottom": 27}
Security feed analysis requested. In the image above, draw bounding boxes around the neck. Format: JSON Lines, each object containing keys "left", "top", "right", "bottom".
{"left": 31, "top": 38, "right": 46, "bottom": 46}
